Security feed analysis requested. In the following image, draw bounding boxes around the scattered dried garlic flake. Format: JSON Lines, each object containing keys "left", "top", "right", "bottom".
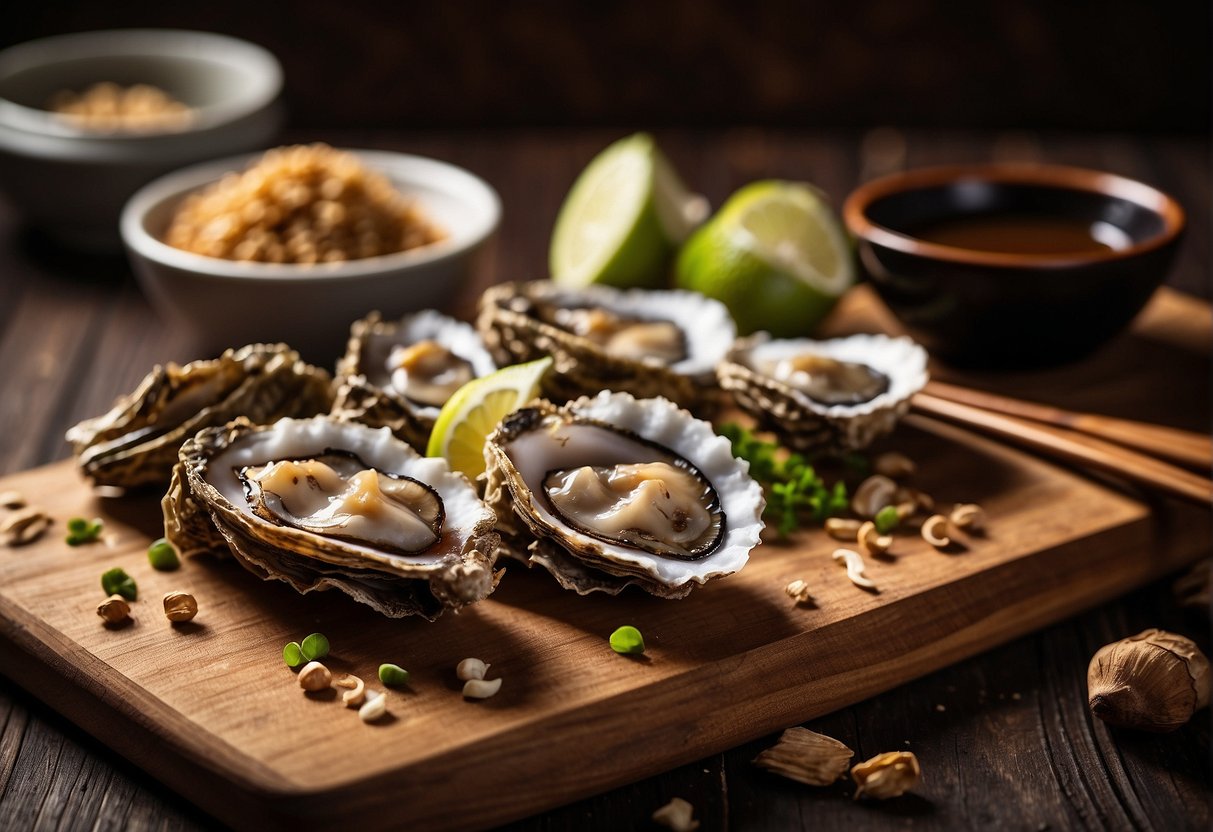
{"left": 335, "top": 674, "right": 366, "bottom": 708}
{"left": 0, "top": 490, "right": 26, "bottom": 509}
{"left": 652, "top": 797, "right": 700, "bottom": 832}
{"left": 852, "top": 751, "right": 921, "bottom": 799}
{"left": 753, "top": 727, "right": 854, "bottom": 786}
{"left": 857, "top": 521, "right": 892, "bottom": 556}
{"left": 851, "top": 475, "right": 898, "bottom": 518}
{"left": 784, "top": 579, "right": 813, "bottom": 605}
{"left": 833, "top": 548, "right": 877, "bottom": 590}
{"left": 1, "top": 507, "right": 51, "bottom": 547}
{"left": 873, "top": 451, "right": 915, "bottom": 480}
{"left": 921, "top": 515, "right": 951, "bottom": 548}
{"left": 359, "top": 691, "right": 388, "bottom": 723}
{"left": 463, "top": 677, "right": 503, "bottom": 699}
{"left": 825, "top": 517, "right": 862, "bottom": 541}
{"left": 949, "top": 503, "right": 985, "bottom": 532}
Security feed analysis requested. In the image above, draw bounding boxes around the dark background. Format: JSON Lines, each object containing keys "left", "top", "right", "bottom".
{"left": 5, "top": 0, "right": 1209, "bottom": 133}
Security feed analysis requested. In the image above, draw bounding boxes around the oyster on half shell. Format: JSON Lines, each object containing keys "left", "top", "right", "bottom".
{"left": 718, "top": 333, "right": 928, "bottom": 454}
{"left": 333, "top": 311, "right": 497, "bottom": 448}
{"left": 67, "top": 344, "right": 333, "bottom": 488}
{"left": 163, "top": 416, "right": 500, "bottom": 619}
{"left": 483, "top": 392, "right": 764, "bottom": 598}
{"left": 476, "top": 281, "right": 736, "bottom": 409}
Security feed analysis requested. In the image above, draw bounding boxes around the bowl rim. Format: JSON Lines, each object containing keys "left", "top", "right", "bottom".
{"left": 120, "top": 148, "right": 502, "bottom": 281}
{"left": 842, "top": 163, "right": 1186, "bottom": 268}
{"left": 0, "top": 29, "right": 282, "bottom": 140}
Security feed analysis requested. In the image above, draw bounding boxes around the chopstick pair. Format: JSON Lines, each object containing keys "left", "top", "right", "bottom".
{"left": 911, "top": 381, "right": 1213, "bottom": 507}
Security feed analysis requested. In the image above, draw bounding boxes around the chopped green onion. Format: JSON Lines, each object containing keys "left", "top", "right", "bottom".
{"left": 67, "top": 517, "right": 104, "bottom": 546}
{"left": 283, "top": 641, "right": 304, "bottom": 668}
{"left": 719, "top": 423, "right": 847, "bottom": 536}
{"left": 874, "top": 505, "right": 901, "bottom": 535}
{"left": 100, "top": 567, "right": 137, "bottom": 601}
{"left": 609, "top": 625, "right": 645, "bottom": 655}
{"left": 300, "top": 632, "right": 330, "bottom": 661}
{"left": 378, "top": 663, "right": 410, "bottom": 686}
{"left": 147, "top": 538, "right": 180, "bottom": 571}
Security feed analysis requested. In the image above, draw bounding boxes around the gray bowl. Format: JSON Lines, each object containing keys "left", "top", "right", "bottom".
{"left": 0, "top": 29, "right": 283, "bottom": 250}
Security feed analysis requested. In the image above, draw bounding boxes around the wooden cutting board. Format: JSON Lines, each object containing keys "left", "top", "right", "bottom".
{"left": 0, "top": 288, "right": 1207, "bottom": 832}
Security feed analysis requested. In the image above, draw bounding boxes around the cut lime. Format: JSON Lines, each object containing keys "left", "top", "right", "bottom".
{"left": 427, "top": 357, "right": 553, "bottom": 480}
{"left": 549, "top": 133, "right": 707, "bottom": 289}
{"left": 675, "top": 180, "right": 855, "bottom": 336}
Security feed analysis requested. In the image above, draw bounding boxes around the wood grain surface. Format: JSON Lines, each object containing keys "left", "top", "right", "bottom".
{"left": 0, "top": 130, "right": 1208, "bottom": 831}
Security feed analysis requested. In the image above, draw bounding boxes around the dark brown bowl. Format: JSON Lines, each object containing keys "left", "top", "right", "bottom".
{"left": 843, "top": 164, "right": 1185, "bottom": 368}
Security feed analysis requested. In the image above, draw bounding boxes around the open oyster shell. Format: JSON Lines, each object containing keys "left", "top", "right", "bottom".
{"left": 163, "top": 416, "right": 500, "bottom": 619}
{"left": 67, "top": 344, "right": 333, "bottom": 488}
{"left": 476, "top": 281, "right": 735, "bottom": 409}
{"left": 333, "top": 311, "right": 497, "bottom": 448}
{"left": 718, "top": 333, "right": 928, "bottom": 454}
{"left": 484, "top": 391, "right": 764, "bottom": 598}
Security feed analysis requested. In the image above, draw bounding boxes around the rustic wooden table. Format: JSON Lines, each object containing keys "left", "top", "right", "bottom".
{"left": 0, "top": 129, "right": 1207, "bottom": 831}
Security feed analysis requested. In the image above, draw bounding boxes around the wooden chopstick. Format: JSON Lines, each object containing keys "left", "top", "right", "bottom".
{"left": 912, "top": 392, "right": 1213, "bottom": 506}
{"left": 924, "top": 380, "right": 1213, "bottom": 471}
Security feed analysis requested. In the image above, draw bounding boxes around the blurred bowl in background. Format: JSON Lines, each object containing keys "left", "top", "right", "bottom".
{"left": 0, "top": 29, "right": 283, "bottom": 250}
{"left": 844, "top": 164, "right": 1184, "bottom": 369}
{"left": 122, "top": 149, "right": 501, "bottom": 361}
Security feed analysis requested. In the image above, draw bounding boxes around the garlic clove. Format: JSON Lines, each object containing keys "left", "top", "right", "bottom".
{"left": 456, "top": 657, "right": 490, "bottom": 681}
{"left": 463, "top": 677, "right": 503, "bottom": 699}
{"left": 1087, "top": 629, "right": 1211, "bottom": 732}
{"left": 753, "top": 727, "right": 853, "bottom": 786}
{"left": 651, "top": 797, "right": 699, "bottom": 832}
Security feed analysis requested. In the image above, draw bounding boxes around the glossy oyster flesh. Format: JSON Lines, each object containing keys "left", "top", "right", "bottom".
{"left": 163, "top": 416, "right": 499, "bottom": 619}
{"left": 718, "top": 333, "right": 928, "bottom": 454}
{"left": 67, "top": 344, "right": 333, "bottom": 488}
{"left": 476, "top": 281, "right": 736, "bottom": 408}
{"left": 484, "top": 392, "right": 764, "bottom": 598}
{"left": 333, "top": 310, "right": 497, "bottom": 447}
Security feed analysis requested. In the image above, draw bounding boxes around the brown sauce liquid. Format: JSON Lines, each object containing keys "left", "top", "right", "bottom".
{"left": 913, "top": 214, "right": 1121, "bottom": 255}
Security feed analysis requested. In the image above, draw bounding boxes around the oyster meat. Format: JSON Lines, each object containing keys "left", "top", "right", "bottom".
{"left": 333, "top": 310, "right": 497, "bottom": 448}
{"left": 476, "top": 281, "right": 735, "bottom": 408}
{"left": 163, "top": 416, "right": 499, "bottom": 619}
{"left": 484, "top": 391, "right": 764, "bottom": 598}
{"left": 718, "top": 333, "right": 928, "bottom": 454}
{"left": 67, "top": 344, "right": 333, "bottom": 488}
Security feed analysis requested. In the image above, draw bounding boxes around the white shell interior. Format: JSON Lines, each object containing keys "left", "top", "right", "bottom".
{"left": 361, "top": 310, "right": 497, "bottom": 417}
{"left": 502, "top": 391, "right": 764, "bottom": 587}
{"left": 530, "top": 284, "right": 736, "bottom": 377}
{"left": 739, "top": 333, "right": 928, "bottom": 417}
{"left": 204, "top": 416, "right": 490, "bottom": 566}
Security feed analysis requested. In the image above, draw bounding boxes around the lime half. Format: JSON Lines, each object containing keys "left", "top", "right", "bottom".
{"left": 549, "top": 133, "right": 707, "bottom": 289}
{"left": 427, "top": 357, "right": 553, "bottom": 480}
{"left": 675, "top": 180, "right": 855, "bottom": 336}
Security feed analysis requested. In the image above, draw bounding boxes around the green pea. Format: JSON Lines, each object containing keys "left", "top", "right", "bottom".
{"left": 283, "top": 641, "right": 304, "bottom": 668}
{"left": 147, "top": 538, "right": 180, "bottom": 571}
{"left": 300, "top": 633, "right": 330, "bottom": 661}
{"left": 874, "top": 505, "right": 900, "bottom": 535}
{"left": 378, "top": 663, "right": 410, "bottom": 686}
{"left": 67, "top": 517, "right": 103, "bottom": 546}
{"left": 101, "top": 567, "right": 137, "bottom": 601}
{"left": 609, "top": 625, "right": 645, "bottom": 655}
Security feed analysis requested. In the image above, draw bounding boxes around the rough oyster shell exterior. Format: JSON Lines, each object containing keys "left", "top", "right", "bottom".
{"left": 483, "top": 392, "right": 764, "bottom": 598}
{"left": 67, "top": 344, "right": 333, "bottom": 488}
{"left": 476, "top": 280, "right": 735, "bottom": 409}
{"left": 163, "top": 416, "right": 500, "bottom": 619}
{"left": 333, "top": 310, "right": 497, "bottom": 447}
{"left": 717, "top": 333, "right": 928, "bottom": 455}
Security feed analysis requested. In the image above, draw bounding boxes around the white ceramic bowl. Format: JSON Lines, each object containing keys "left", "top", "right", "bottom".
{"left": 121, "top": 149, "right": 502, "bottom": 361}
{"left": 0, "top": 29, "right": 283, "bottom": 249}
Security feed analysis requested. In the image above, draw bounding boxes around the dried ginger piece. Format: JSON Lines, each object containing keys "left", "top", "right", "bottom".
{"left": 753, "top": 727, "right": 853, "bottom": 786}
{"left": 851, "top": 751, "right": 921, "bottom": 799}
{"left": 651, "top": 797, "right": 699, "bottom": 831}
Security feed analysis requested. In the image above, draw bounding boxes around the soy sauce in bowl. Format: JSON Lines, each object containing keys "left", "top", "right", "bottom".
{"left": 843, "top": 164, "right": 1185, "bottom": 369}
